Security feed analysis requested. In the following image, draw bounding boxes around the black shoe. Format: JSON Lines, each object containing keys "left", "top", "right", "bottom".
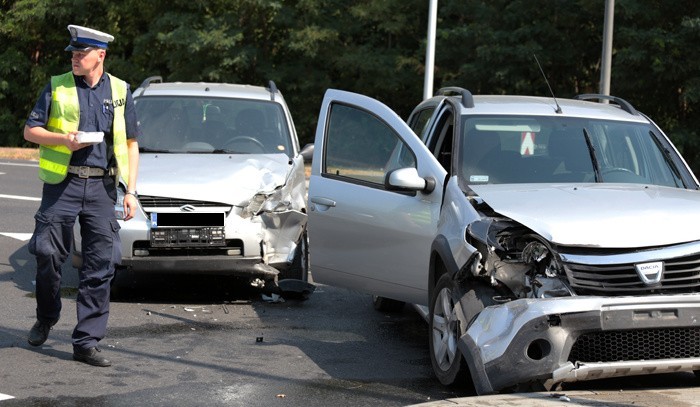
{"left": 73, "top": 346, "right": 111, "bottom": 367}
{"left": 27, "top": 320, "right": 56, "bottom": 346}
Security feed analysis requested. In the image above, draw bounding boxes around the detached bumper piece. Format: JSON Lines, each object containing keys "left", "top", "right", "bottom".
{"left": 458, "top": 295, "right": 700, "bottom": 394}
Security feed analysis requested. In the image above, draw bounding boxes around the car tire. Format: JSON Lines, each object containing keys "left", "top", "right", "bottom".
{"left": 109, "top": 266, "right": 132, "bottom": 301}
{"left": 71, "top": 252, "right": 83, "bottom": 269}
{"left": 429, "top": 273, "right": 497, "bottom": 387}
{"left": 373, "top": 296, "right": 405, "bottom": 312}
{"left": 429, "top": 273, "right": 469, "bottom": 386}
{"left": 279, "top": 231, "right": 309, "bottom": 282}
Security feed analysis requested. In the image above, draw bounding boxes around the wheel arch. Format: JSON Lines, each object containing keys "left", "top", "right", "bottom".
{"left": 429, "top": 234, "right": 461, "bottom": 301}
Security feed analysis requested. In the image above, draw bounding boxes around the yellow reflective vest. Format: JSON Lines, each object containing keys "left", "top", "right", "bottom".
{"left": 38, "top": 72, "right": 129, "bottom": 184}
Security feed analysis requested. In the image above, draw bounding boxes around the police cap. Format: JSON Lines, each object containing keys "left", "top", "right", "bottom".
{"left": 65, "top": 25, "right": 114, "bottom": 51}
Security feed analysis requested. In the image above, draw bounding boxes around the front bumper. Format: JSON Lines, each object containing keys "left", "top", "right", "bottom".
{"left": 121, "top": 256, "right": 280, "bottom": 278}
{"left": 118, "top": 208, "right": 307, "bottom": 278}
{"left": 459, "top": 294, "right": 700, "bottom": 394}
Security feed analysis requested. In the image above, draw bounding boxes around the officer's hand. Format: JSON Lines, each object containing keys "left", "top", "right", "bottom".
{"left": 123, "top": 194, "right": 137, "bottom": 221}
{"left": 65, "top": 131, "right": 89, "bottom": 151}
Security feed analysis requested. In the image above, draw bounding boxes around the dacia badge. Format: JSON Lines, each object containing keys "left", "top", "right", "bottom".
{"left": 634, "top": 261, "right": 664, "bottom": 285}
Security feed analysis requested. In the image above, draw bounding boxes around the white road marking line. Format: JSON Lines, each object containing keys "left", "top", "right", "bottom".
{"left": 0, "top": 161, "right": 39, "bottom": 167}
{"left": 0, "top": 194, "right": 41, "bottom": 201}
{"left": 0, "top": 393, "right": 15, "bottom": 401}
{"left": 0, "top": 233, "right": 33, "bottom": 241}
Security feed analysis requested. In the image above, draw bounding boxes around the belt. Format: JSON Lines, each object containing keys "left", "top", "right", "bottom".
{"left": 67, "top": 166, "right": 115, "bottom": 178}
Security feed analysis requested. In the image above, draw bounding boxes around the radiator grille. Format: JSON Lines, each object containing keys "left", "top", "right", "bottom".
{"left": 138, "top": 195, "right": 231, "bottom": 210}
{"left": 564, "top": 252, "right": 700, "bottom": 296}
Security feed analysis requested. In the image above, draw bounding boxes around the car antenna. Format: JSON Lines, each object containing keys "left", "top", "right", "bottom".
{"left": 534, "top": 54, "right": 562, "bottom": 114}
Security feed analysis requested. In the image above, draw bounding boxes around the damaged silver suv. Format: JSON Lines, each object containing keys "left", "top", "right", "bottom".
{"left": 307, "top": 88, "right": 700, "bottom": 394}
{"left": 73, "top": 77, "right": 311, "bottom": 296}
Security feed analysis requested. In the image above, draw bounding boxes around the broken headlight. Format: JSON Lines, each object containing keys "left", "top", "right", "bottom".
{"left": 244, "top": 188, "right": 292, "bottom": 217}
{"left": 520, "top": 238, "right": 573, "bottom": 298}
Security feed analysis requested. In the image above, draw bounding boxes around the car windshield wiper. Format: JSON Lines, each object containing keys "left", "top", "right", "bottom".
{"left": 139, "top": 147, "right": 173, "bottom": 153}
{"left": 582, "top": 128, "right": 601, "bottom": 182}
{"left": 649, "top": 130, "right": 685, "bottom": 187}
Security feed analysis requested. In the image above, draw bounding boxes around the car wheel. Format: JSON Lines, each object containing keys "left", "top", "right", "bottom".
{"left": 429, "top": 273, "right": 497, "bottom": 387}
{"left": 429, "top": 273, "right": 469, "bottom": 386}
{"left": 373, "top": 296, "right": 405, "bottom": 312}
{"left": 109, "top": 266, "right": 132, "bottom": 301}
{"left": 279, "top": 231, "right": 309, "bottom": 282}
{"left": 71, "top": 252, "right": 83, "bottom": 269}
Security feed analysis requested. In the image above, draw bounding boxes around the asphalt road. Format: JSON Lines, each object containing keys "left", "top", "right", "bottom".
{"left": 2, "top": 159, "right": 700, "bottom": 407}
{"left": 0, "top": 159, "right": 458, "bottom": 406}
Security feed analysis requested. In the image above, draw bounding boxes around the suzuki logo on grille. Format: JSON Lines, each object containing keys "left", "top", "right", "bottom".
{"left": 634, "top": 261, "right": 664, "bottom": 285}
{"left": 180, "top": 204, "right": 196, "bottom": 212}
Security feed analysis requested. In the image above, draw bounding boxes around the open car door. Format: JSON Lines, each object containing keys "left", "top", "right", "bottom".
{"left": 307, "top": 89, "right": 446, "bottom": 306}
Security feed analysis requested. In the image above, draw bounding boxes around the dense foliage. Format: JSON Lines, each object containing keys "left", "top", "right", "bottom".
{"left": 1, "top": 0, "right": 699, "bottom": 174}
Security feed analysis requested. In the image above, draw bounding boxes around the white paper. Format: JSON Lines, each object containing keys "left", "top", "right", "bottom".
{"left": 75, "top": 131, "right": 104, "bottom": 144}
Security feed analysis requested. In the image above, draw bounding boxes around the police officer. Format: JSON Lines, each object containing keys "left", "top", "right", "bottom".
{"left": 24, "top": 25, "right": 140, "bottom": 367}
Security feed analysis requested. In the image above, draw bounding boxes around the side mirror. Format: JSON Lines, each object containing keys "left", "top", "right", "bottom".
{"left": 300, "top": 143, "right": 314, "bottom": 162}
{"left": 385, "top": 167, "right": 435, "bottom": 194}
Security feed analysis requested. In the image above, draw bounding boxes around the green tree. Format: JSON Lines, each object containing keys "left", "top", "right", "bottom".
{"left": 1, "top": 0, "right": 699, "bottom": 175}
{"left": 612, "top": 0, "right": 700, "bottom": 175}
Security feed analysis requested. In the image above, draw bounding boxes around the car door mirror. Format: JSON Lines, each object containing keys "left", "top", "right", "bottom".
{"left": 300, "top": 143, "right": 314, "bottom": 162}
{"left": 385, "top": 167, "right": 435, "bottom": 193}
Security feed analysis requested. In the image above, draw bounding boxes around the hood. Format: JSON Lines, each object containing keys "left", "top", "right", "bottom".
{"left": 470, "top": 183, "right": 700, "bottom": 248}
{"left": 137, "top": 153, "right": 292, "bottom": 206}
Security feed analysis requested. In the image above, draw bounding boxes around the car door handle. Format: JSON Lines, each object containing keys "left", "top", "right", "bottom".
{"left": 309, "top": 196, "right": 337, "bottom": 210}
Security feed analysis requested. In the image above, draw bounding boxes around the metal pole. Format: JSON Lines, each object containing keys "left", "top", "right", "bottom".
{"left": 423, "top": 0, "right": 438, "bottom": 100}
{"left": 600, "top": 0, "right": 614, "bottom": 96}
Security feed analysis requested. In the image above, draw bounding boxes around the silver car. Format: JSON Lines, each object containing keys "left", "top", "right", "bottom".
{"left": 307, "top": 88, "right": 700, "bottom": 393}
{"left": 74, "top": 77, "right": 311, "bottom": 294}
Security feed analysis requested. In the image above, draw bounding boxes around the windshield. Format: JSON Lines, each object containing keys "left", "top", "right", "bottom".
{"left": 134, "top": 96, "right": 293, "bottom": 156}
{"left": 459, "top": 116, "right": 685, "bottom": 188}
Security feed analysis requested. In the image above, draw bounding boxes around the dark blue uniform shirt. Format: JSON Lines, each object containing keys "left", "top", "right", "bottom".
{"left": 26, "top": 73, "right": 140, "bottom": 170}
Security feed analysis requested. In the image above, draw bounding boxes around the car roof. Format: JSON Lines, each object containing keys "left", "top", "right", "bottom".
{"left": 423, "top": 94, "right": 649, "bottom": 124}
{"left": 133, "top": 81, "right": 284, "bottom": 103}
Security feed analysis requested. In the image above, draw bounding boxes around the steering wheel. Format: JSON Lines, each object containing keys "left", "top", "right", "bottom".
{"left": 222, "top": 136, "right": 266, "bottom": 153}
{"left": 601, "top": 167, "right": 636, "bottom": 176}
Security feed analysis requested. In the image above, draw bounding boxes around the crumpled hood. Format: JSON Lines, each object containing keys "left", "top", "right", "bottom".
{"left": 137, "top": 153, "right": 291, "bottom": 206}
{"left": 470, "top": 183, "right": 700, "bottom": 248}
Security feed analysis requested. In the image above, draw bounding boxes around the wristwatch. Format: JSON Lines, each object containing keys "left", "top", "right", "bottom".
{"left": 125, "top": 190, "right": 138, "bottom": 197}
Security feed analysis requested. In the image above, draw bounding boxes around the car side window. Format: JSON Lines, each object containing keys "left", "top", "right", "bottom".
{"left": 324, "top": 103, "right": 417, "bottom": 186}
{"left": 431, "top": 111, "right": 454, "bottom": 173}
{"left": 407, "top": 107, "right": 435, "bottom": 140}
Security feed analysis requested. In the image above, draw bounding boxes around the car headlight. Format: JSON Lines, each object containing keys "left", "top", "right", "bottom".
{"left": 114, "top": 187, "right": 126, "bottom": 220}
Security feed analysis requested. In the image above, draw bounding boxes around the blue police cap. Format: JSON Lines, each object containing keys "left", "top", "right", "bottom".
{"left": 65, "top": 25, "right": 114, "bottom": 51}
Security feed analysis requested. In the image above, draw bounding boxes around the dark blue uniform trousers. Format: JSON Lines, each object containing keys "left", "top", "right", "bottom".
{"left": 29, "top": 174, "right": 120, "bottom": 349}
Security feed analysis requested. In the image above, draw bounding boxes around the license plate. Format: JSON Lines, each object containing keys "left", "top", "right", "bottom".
{"left": 150, "top": 227, "right": 225, "bottom": 247}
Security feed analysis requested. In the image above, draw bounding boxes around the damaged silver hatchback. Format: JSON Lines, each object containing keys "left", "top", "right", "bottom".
{"left": 73, "top": 77, "right": 311, "bottom": 295}
{"left": 307, "top": 88, "right": 700, "bottom": 394}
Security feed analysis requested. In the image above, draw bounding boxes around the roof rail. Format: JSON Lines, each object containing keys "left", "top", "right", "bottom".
{"left": 436, "top": 87, "right": 475, "bottom": 108}
{"left": 267, "top": 80, "right": 278, "bottom": 101}
{"left": 574, "top": 94, "right": 638, "bottom": 115}
{"left": 139, "top": 76, "right": 163, "bottom": 89}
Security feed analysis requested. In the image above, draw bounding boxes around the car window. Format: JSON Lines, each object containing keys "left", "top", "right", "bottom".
{"left": 424, "top": 108, "right": 454, "bottom": 173}
{"left": 323, "top": 103, "right": 417, "bottom": 186}
{"left": 135, "top": 96, "right": 293, "bottom": 156}
{"left": 459, "top": 115, "right": 685, "bottom": 187}
{"left": 407, "top": 107, "right": 435, "bottom": 140}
